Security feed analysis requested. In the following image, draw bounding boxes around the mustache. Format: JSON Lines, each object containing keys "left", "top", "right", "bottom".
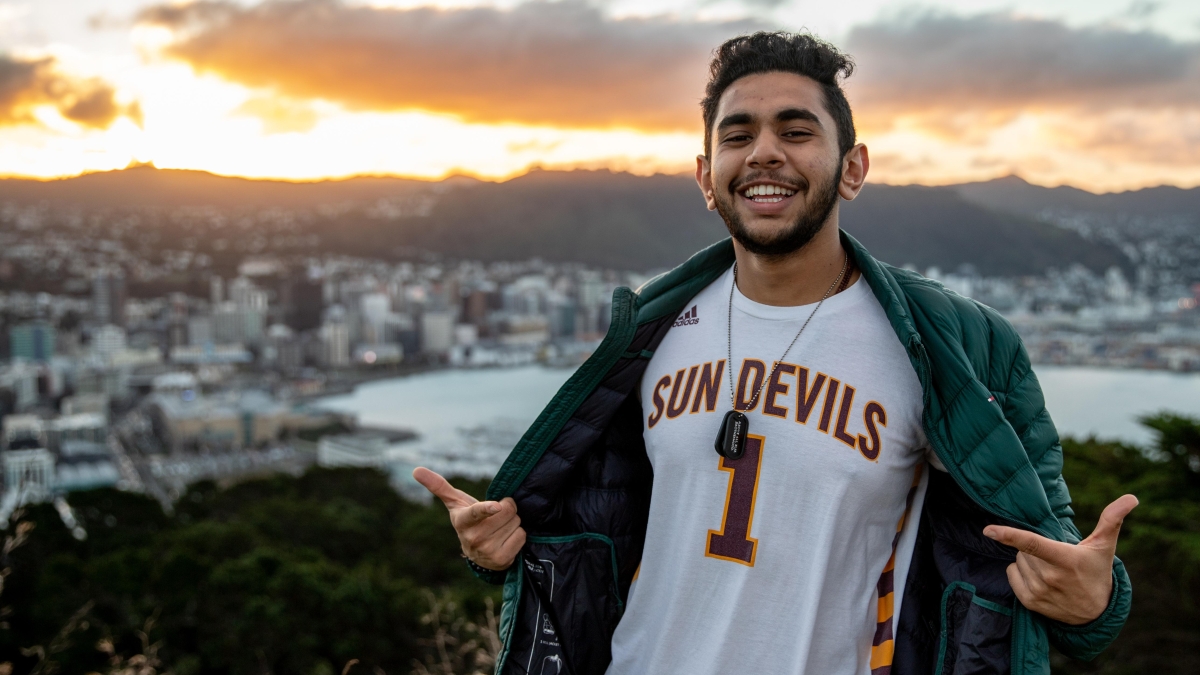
{"left": 728, "top": 172, "right": 808, "bottom": 194}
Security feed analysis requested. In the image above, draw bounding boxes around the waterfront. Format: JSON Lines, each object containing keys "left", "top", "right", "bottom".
{"left": 1035, "top": 366, "right": 1200, "bottom": 445}
{"left": 316, "top": 365, "right": 1200, "bottom": 478}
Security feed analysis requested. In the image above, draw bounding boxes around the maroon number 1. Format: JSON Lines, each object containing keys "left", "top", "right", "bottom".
{"left": 706, "top": 434, "right": 764, "bottom": 566}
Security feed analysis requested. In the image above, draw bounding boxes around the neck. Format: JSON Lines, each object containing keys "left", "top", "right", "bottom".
{"left": 732, "top": 219, "right": 858, "bottom": 306}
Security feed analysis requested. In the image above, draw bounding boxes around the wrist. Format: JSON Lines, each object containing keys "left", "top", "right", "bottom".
{"left": 462, "top": 552, "right": 511, "bottom": 574}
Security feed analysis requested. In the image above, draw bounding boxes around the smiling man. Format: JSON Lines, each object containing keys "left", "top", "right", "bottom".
{"left": 415, "top": 32, "right": 1134, "bottom": 675}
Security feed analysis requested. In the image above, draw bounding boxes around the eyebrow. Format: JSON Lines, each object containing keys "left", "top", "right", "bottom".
{"left": 776, "top": 108, "right": 822, "bottom": 126}
{"left": 716, "top": 112, "right": 753, "bottom": 132}
{"left": 716, "top": 108, "right": 823, "bottom": 133}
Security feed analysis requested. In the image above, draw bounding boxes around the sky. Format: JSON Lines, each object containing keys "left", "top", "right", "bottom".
{"left": 0, "top": 0, "right": 1198, "bottom": 190}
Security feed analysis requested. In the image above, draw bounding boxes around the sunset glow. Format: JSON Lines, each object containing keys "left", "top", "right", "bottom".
{"left": 1, "top": 0, "right": 1198, "bottom": 190}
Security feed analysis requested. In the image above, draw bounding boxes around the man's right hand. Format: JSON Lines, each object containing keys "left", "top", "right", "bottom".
{"left": 413, "top": 466, "right": 526, "bottom": 571}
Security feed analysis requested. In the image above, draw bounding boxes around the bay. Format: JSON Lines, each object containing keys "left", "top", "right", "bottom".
{"left": 1034, "top": 365, "right": 1200, "bottom": 446}
{"left": 315, "top": 365, "right": 1200, "bottom": 481}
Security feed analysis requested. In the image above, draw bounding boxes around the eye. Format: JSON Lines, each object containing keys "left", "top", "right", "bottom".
{"left": 723, "top": 133, "right": 752, "bottom": 144}
{"left": 783, "top": 129, "right": 814, "bottom": 138}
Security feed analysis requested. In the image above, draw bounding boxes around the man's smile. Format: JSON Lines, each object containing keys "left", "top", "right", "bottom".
{"left": 735, "top": 180, "right": 801, "bottom": 214}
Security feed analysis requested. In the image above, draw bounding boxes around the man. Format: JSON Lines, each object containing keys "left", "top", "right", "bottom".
{"left": 415, "top": 32, "right": 1134, "bottom": 675}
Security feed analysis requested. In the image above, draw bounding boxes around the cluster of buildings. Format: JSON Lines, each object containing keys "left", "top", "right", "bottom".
{"left": 927, "top": 264, "right": 1200, "bottom": 371}
{"left": 1, "top": 196, "right": 1198, "bottom": 515}
{"left": 1, "top": 393, "right": 115, "bottom": 522}
{"left": 0, "top": 248, "right": 645, "bottom": 514}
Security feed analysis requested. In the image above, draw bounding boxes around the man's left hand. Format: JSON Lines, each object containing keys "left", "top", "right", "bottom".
{"left": 983, "top": 494, "right": 1138, "bottom": 625}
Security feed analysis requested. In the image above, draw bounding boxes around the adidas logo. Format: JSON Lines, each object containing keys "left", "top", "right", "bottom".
{"left": 673, "top": 305, "right": 700, "bottom": 327}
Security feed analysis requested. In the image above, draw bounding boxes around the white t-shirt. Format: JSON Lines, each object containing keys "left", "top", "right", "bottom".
{"left": 607, "top": 267, "right": 934, "bottom": 675}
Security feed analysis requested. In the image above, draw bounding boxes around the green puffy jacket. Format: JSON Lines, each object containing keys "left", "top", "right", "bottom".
{"left": 479, "top": 231, "right": 1131, "bottom": 675}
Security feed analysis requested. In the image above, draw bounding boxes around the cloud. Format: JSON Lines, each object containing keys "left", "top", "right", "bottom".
{"left": 137, "top": 0, "right": 759, "bottom": 130}
{"left": 1043, "top": 108, "right": 1200, "bottom": 167}
{"left": 0, "top": 54, "right": 141, "bottom": 129}
{"left": 844, "top": 11, "right": 1200, "bottom": 134}
{"left": 234, "top": 95, "right": 320, "bottom": 134}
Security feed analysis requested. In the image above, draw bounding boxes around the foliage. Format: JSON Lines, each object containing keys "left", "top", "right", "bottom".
{"left": 411, "top": 591, "right": 500, "bottom": 675}
{"left": 0, "top": 468, "right": 498, "bottom": 675}
{"left": 5, "top": 414, "right": 1200, "bottom": 674}
{"left": 1051, "top": 413, "right": 1200, "bottom": 675}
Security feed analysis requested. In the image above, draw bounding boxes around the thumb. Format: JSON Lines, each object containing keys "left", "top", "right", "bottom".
{"left": 1082, "top": 494, "right": 1139, "bottom": 551}
{"left": 413, "top": 467, "right": 477, "bottom": 510}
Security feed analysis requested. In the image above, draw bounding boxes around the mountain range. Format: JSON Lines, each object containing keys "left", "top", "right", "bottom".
{"left": 3, "top": 166, "right": 1194, "bottom": 275}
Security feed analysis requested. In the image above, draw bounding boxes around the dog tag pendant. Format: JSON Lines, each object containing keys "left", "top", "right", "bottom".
{"left": 715, "top": 410, "right": 749, "bottom": 460}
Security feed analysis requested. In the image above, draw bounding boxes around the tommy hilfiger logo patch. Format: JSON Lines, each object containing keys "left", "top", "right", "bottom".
{"left": 673, "top": 305, "right": 699, "bottom": 327}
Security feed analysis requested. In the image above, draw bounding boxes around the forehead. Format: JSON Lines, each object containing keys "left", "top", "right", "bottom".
{"left": 715, "top": 71, "right": 829, "bottom": 124}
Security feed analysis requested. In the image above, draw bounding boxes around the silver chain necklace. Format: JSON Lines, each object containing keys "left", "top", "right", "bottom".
{"left": 715, "top": 253, "right": 849, "bottom": 460}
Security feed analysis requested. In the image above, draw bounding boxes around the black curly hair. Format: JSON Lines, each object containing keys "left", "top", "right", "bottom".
{"left": 702, "top": 32, "right": 857, "bottom": 158}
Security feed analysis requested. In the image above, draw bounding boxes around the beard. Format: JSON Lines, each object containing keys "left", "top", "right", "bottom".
{"left": 714, "top": 164, "right": 842, "bottom": 258}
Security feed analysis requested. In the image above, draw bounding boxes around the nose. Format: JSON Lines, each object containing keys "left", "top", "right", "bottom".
{"left": 746, "top": 131, "right": 785, "bottom": 169}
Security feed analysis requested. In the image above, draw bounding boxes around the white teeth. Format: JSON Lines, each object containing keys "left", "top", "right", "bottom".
{"left": 743, "top": 184, "right": 796, "bottom": 199}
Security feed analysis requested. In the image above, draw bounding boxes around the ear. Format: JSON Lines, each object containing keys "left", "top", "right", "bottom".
{"left": 838, "top": 143, "right": 869, "bottom": 201}
{"left": 696, "top": 154, "right": 717, "bottom": 211}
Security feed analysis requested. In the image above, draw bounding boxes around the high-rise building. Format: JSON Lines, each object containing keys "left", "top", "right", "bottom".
{"left": 213, "top": 305, "right": 265, "bottom": 345}
{"left": 462, "top": 289, "right": 490, "bottom": 328}
{"left": 91, "top": 325, "right": 127, "bottom": 363}
{"left": 9, "top": 321, "right": 56, "bottom": 362}
{"left": 420, "top": 311, "right": 455, "bottom": 355}
{"left": 360, "top": 293, "right": 391, "bottom": 344}
{"left": 0, "top": 364, "right": 39, "bottom": 411}
{"left": 92, "top": 269, "right": 127, "bottom": 327}
{"left": 229, "top": 277, "right": 268, "bottom": 312}
{"left": 321, "top": 321, "right": 350, "bottom": 367}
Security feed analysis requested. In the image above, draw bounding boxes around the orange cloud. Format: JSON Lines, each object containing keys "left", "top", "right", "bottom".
{"left": 138, "top": 0, "right": 759, "bottom": 131}
{"left": 0, "top": 54, "right": 140, "bottom": 129}
{"left": 234, "top": 95, "right": 320, "bottom": 134}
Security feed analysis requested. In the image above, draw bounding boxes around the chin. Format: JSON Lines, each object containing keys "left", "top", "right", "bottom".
{"left": 737, "top": 211, "right": 799, "bottom": 236}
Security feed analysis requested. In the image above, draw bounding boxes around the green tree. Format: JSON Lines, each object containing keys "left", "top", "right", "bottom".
{"left": 1052, "top": 413, "right": 1200, "bottom": 674}
{"left": 3, "top": 468, "right": 498, "bottom": 674}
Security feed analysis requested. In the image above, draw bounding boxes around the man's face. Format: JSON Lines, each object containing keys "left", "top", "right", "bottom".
{"left": 698, "top": 71, "right": 845, "bottom": 257}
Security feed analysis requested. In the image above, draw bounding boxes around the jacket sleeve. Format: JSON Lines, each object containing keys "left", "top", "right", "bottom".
{"left": 467, "top": 557, "right": 511, "bottom": 585}
{"left": 997, "top": 323, "right": 1133, "bottom": 661}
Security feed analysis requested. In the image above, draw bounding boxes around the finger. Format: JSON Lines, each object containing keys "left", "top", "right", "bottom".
{"left": 984, "top": 525, "right": 1073, "bottom": 567}
{"left": 1015, "top": 552, "right": 1048, "bottom": 595}
{"left": 471, "top": 526, "right": 526, "bottom": 572}
{"left": 1006, "top": 562, "right": 1035, "bottom": 609}
{"left": 1081, "top": 494, "right": 1139, "bottom": 552}
{"left": 494, "top": 526, "right": 527, "bottom": 567}
{"left": 453, "top": 500, "right": 506, "bottom": 530}
{"left": 413, "top": 467, "right": 477, "bottom": 510}
{"left": 462, "top": 500, "right": 519, "bottom": 543}
{"left": 477, "top": 512, "right": 523, "bottom": 558}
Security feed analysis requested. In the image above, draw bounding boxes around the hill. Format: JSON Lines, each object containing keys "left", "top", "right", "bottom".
{"left": 841, "top": 183, "right": 1125, "bottom": 275}
{"left": 0, "top": 167, "right": 1135, "bottom": 275}
{"left": 0, "top": 165, "right": 437, "bottom": 209}
{"left": 328, "top": 169, "right": 1127, "bottom": 275}
{"left": 955, "top": 175, "right": 1200, "bottom": 220}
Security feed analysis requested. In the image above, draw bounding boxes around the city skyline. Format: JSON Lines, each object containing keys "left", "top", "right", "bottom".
{"left": 0, "top": 0, "right": 1198, "bottom": 190}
